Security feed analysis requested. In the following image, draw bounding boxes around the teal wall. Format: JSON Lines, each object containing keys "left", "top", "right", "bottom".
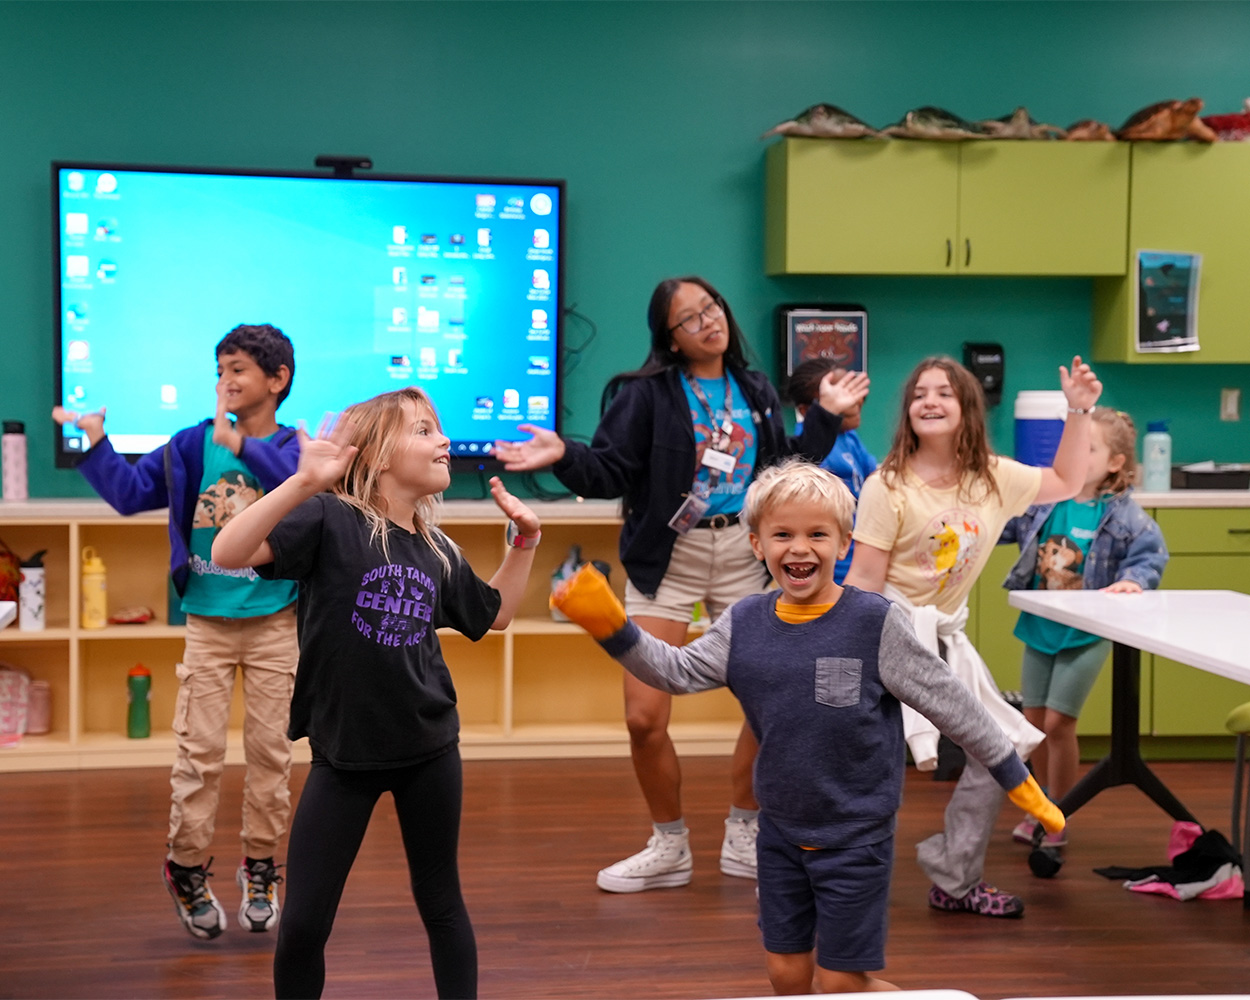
{"left": 3, "top": 0, "right": 1248, "bottom": 499}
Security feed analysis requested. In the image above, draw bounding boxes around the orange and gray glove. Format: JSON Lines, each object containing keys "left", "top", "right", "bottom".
{"left": 1006, "top": 774, "right": 1066, "bottom": 835}
{"left": 549, "top": 564, "right": 627, "bottom": 640}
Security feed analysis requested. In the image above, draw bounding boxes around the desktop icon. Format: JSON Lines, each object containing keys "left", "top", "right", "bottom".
{"left": 392, "top": 306, "right": 408, "bottom": 326}
{"left": 530, "top": 193, "right": 553, "bottom": 216}
{"left": 420, "top": 347, "right": 437, "bottom": 368}
{"left": 527, "top": 395, "right": 550, "bottom": 412}
{"left": 417, "top": 307, "right": 440, "bottom": 331}
{"left": 67, "top": 172, "right": 85, "bottom": 192}
{"left": 450, "top": 233, "right": 466, "bottom": 245}
{"left": 476, "top": 193, "right": 496, "bottom": 210}
{"left": 96, "top": 260, "right": 117, "bottom": 280}
{"left": 96, "top": 173, "right": 118, "bottom": 194}
{"left": 95, "top": 218, "right": 118, "bottom": 239}
{"left": 477, "top": 228, "right": 492, "bottom": 248}
{"left": 392, "top": 225, "right": 408, "bottom": 244}
{"left": 390, "top": 355, "right": 412, "bottom": 368}
{"left": 531, "top": 269, "right": 550, "bottom": 290}
{"left": 503, "top": 389, "right": 520, "bottom": 409}
{"left": 66, "top": 304, "right": 88, "bottom": 324}
{"left": 420, "top": 274, "right": 437, "bottom": 285}
{"left": 532, "top": 229, "right": 550, "bottom": 249}
{"left": 160, "top": 384, "right": 178, "bottom": 405}
{"left": 420, "top": 233, "right": 438, "bottom": 245}
{"left": 66, "top": 340, "right": 90, "bottom": 362}
{"left": 475, "top": 396, "right": 494, "bottom": 410}
{"left": 448, "top": 348, "right": 462, "bottom": 367}
{"left": 66, "top": 255, "right": 89, "bottom": 278}
{"left": 393, "top": 267, "right": 408, "bottom": 286}
{"left": 531, "top": 309, "right": 548, "bottom": 329}
{"left": 507, "top": 197, "right": 524, "bottom": 210}
{"left": 65, "top": 213, "right": 89, "bottom": 236}
{"left": 528, "top": 356, "right": 550, "bottom": 372}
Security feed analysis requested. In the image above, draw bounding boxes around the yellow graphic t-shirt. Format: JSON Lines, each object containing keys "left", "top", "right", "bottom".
{"left": 852, "top": 457, "right": 1041, "bottom": 615}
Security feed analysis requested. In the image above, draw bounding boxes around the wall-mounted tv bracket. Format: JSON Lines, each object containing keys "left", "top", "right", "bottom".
{"left": 314, "top": 155, "right": 373, "bottom": 178}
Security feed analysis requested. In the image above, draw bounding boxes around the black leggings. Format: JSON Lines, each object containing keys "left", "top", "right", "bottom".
{"left": 273, "top": 749, "right": 476, "bottom": 999}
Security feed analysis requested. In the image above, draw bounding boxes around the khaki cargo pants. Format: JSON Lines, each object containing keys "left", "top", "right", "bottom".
{"left": 167, "top": 607, "right": 298, "bottom": 867}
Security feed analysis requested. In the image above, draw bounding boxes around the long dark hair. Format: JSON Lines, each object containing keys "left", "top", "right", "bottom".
{"left": 879, "top": 355, "right": 1000, "bottom": 505}
{"left": 601, "top": 276, "right": 751, "bottom": 413}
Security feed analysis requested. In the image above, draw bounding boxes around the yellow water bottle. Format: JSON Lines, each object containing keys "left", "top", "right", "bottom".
{"left": 81, "top": 546, "right": 108, "bottom": 629}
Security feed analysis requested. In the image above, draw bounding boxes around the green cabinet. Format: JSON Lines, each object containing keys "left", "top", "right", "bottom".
{"left": 1092, "top": 143, "right": 1250, "bottom": 364}
{"left": 765, "top": 138, "right": 1129, "bottom": 276}
{"left": 1149, "top": 508, "right": 1250, "bottom": 736}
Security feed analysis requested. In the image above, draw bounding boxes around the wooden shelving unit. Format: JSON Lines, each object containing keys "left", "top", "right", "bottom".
{"left": 0, "top": 498, "right": 743, "bottom": 772}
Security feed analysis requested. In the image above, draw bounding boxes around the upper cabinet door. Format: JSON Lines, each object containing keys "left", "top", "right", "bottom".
{"left": 957, "top": 143, "right": 1130, "bottom": 276}
{"left": 765, "top": 138, "right": 959, "bottom": 275}
{"left": 1093, "top": 143, "right": 1250, "bottom": 364}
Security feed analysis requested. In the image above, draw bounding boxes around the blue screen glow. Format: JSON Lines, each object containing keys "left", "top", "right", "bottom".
{"left": 55, "top": 164, "right": 563, "bottom": 465}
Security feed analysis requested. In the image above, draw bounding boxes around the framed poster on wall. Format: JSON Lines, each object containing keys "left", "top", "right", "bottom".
{"left": 1135, "top": 250, "right": 1200, "bottom": 353}
{"left": 776, "top": 303, "right": 867, "bottom": 376}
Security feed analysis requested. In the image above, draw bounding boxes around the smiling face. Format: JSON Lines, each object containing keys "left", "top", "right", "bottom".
{"left": 216, "top": 350, "right": 289, "bottom": 420}
{"left": 382, "top": 399, "right": 451, "bottom": 497}
{"left": 749, "top": 497, "right": 850, "bottom": 606}
{"left": 908, "top": 366, "right": 963, "bottom": 442}
{"left": 667, "top": 281, "right": 729, "bottom": 376}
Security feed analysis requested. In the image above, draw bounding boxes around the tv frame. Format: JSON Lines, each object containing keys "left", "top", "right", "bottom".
{"left": 51, "top": 159, "right": 566, "bottom": 470}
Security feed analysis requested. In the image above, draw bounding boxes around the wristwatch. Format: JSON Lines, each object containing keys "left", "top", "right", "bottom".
{"left": 506, "top": 522, "right": 541, "bottom": 549}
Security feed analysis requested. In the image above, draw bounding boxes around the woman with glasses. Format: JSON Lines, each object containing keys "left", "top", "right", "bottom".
{"left": 496, "top": 276, "right": 868, "bottom": 894}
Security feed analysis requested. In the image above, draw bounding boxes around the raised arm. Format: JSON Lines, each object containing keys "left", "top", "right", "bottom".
{"left": 1035, "top": 356, "right": 1103, "bottom": 505}
{"left": 485, "top": 477, "right": 541, "bottom": 629}
{"left": 213, "top": 417, "right": 357, "bottom": 568}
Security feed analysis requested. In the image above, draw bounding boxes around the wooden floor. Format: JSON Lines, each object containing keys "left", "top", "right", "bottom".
{"left": 1, "top": 755, "right": 1247, "bottom": 999}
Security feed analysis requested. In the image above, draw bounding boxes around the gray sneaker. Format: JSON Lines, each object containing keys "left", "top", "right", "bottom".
{"left": 236, "top": 857, "right": 282, "bottom": 932}
{"left": 163, "top": 857, "right": 227, "bottom": 940}
{"left": 596, "top": 828, "right": 693, "bottom": 893}
{"left": 720, "top": 816, "right": 758, "bottom": 879}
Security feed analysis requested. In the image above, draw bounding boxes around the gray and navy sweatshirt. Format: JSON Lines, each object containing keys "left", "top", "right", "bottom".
{"left": 600, "top": 586, "right": 1030, "bottom": 849}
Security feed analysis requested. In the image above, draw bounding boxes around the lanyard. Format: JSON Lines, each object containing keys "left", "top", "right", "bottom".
{"left": 684, "top": 371, "right": 735, "bottom": 498}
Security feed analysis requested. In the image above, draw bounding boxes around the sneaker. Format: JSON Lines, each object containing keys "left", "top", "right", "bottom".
{"left": 928, "top": 881, "right": 1024, "bottom": 919}
{"left": 596, "top": 828, "right": 693, "bottom": 893}
{"left": 720, "top": 816, "right": 758, "bottom": 879}
{"left": 1013, "top": 817, "right": 1068, "bottom": 848}
{"left": 163, "top": 857, "right": 227, "bottom": 939}
{"left": 236, "top": 857, "right": 282, "bottom": 932}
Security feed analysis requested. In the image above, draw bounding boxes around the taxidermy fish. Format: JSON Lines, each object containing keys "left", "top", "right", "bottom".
{"left": 1117, "top": 98, "right": 1216, "bottom": 142}
{"left": 978, "top": 107, "right": 1067, "bottom": 140}
{"left": 1065, "top": 119, "right": 1116, "bottom": 141}
{"left": 760, "top": 103, "right": 880, "bottom": 139}
{"left": 882, "top": 106, "right": 988, "bottom": 140}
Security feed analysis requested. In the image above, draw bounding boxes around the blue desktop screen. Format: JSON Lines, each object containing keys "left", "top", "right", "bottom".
{"left": 54, "top": 165, "right": 563, "bottom": 464}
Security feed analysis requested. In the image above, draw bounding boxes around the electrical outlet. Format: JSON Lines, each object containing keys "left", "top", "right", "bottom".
{"left": 1220, "top": 387, "right": 1241, "bottom": 422}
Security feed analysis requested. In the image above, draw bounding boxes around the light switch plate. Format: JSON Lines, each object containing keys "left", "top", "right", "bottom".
{"left": 1220, "top": 387, "right": 1241, "bottom": 422}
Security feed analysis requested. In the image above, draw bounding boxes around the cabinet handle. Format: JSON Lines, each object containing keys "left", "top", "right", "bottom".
{"left": 965, "top": 238, "right": 972, "bottom": 267}
{"left": 946, "top": 239, "right": 952, "bottom": 268}
{"left": 1229, "top": 528, "right": 1250, "bottom": 535}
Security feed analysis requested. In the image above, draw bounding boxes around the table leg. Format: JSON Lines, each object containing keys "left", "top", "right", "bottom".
{"left": 1055, "top": 641, "right": 1197, "bottom": 823}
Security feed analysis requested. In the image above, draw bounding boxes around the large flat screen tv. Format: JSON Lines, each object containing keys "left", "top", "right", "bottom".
{"left": 53, "top": 162, "right": 564, "bottom": 468}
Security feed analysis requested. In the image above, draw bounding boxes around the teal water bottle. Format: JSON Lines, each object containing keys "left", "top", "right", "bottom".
{"left": 127, "top": 664, "right": 151, "bottom": 739}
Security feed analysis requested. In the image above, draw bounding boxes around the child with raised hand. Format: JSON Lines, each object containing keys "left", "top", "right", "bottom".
{"left": 54, "top": 323, "right": 299, "bottom": 942}
{"left": 1001, "top": 407, "right": 1168, "bottom": 847}
{"left": 845, "top": 354, "right": 1102, "bottom": 919}
{"left": 551, "top": 459, "right": 1062, "bottom": 995}
{"left": 212, "top": 386, "right": 540, "bottom": 1000}
{"left": 783, "top": 357, "right": 878, "bottom": 584}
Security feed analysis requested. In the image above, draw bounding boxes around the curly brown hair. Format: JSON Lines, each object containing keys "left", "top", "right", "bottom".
{"left": 1092, "top": 406, "right": 1138, "bottom": 495}
{"left": 878, "top": 356, "right": 1000, "bottom": 505}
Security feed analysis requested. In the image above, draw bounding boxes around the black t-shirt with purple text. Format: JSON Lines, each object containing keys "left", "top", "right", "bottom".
{"left": 260, "top": 493, "right": 501, "bottom": 769}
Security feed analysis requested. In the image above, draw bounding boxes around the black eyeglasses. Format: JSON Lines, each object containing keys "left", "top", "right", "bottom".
{"left": 668, "top": 300, "right": 725, "bottom": 336}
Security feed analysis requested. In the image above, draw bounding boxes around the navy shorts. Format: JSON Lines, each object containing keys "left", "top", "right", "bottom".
{"left": 756, "top": 812, "right": 892, "bottom": 973}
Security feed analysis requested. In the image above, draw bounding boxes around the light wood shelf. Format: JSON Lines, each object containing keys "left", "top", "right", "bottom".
{"left": 0, "top": 498, "right": 742, "bottom": 772}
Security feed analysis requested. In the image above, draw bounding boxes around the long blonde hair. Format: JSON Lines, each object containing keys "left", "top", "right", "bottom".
{"left": 331, "top": 387, "right": 457, "bottom": 571}
{"left": 878, "top": 356, "right": 1001, "bottom": 506}
{"left": 1092, "top": 406, "right": 1138, "bottom": 496}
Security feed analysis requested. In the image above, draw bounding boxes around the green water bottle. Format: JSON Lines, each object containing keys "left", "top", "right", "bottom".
{"left": 127, "top": 664, "right": 151, "bottom": 739}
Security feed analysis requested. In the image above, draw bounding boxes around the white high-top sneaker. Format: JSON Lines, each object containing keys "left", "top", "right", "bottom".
{"left": 719, "top": 816, "right": 758, "bottom": 879}
{"left": 596, "top": 827, "right": 693, "bottom": 893}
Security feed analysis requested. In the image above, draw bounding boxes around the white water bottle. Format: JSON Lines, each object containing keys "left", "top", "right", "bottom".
{"left": 2, "top": 421, "right": 28, "bottom": 501}
{"left": 1142, "top": 421, "right": 1172, "bottom": 492}
{"left": 19, "top": 550, "right": 47, "bottom": 632}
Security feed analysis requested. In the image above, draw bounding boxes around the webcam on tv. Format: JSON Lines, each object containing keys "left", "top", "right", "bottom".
{"left": 315, "top": 155, "right": 373, "bottom": 177}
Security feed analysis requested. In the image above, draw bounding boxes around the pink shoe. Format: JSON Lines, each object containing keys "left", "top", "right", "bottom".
{"left": 928, "top": 881, "right": 1024, "bottom": 918}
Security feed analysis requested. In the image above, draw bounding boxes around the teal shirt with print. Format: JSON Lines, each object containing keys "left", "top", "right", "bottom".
{"left": 682, "top": 374, "right": 758, "bottom": 517}
{"left": 1013, "top": 497, "right": 1105, "bottom": 654}
{"left": 182, "top": 431, "right": 298, "bottom": 617}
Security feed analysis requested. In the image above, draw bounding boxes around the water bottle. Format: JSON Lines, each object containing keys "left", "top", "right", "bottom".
{"left": 1142, "top": 421, "right": 1173, "bottom": 492}
{"left": 127, "top": 664, "right": 151, "bottom": 739}
{"left": 1, "top": 421, "right": 28, "bottom": 501}
{"left": 18, "top": 549, "right": 47, "bottom": 631}
{"left": 26, "top": 680, "right": 51, "bottom": 735}
{"left": 81, "top": 546, "right": 108, "bottom": 629}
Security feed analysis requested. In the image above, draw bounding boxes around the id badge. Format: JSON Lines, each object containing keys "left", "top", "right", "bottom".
{"left": 701, "top": 448, "right": 736, "bottom": 475}
{"left": 667, "top": 493, "right": 710, "bottom": 535}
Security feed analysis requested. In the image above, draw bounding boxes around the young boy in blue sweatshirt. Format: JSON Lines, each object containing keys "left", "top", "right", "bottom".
{"left": 53, "top": 324, "right": 301, "bottom": 941}
{"left": 553, "top": 458, "right": 1063, "bottom": 994}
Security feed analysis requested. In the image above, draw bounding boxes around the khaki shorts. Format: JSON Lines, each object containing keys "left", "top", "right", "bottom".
{"left": 624, "top": 519, "right": 770, "bottom": 623}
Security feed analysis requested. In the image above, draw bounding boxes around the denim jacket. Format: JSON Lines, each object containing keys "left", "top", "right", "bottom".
{"left": 1000, "top": 489, "right": 1168, "bottom": 592}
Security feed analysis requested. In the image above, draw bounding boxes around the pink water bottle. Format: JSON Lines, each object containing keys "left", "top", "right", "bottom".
{"left": 2, "top": 421, "right": 28, "bottom": 501}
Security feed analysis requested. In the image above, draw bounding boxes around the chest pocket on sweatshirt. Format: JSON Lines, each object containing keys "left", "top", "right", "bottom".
{"left": 815, "top": 657, "right": 862, "bottom": 708}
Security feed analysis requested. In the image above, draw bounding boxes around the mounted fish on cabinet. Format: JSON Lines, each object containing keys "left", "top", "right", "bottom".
{"left": 760, "top": 103, "right": 880, "bottom": 139}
